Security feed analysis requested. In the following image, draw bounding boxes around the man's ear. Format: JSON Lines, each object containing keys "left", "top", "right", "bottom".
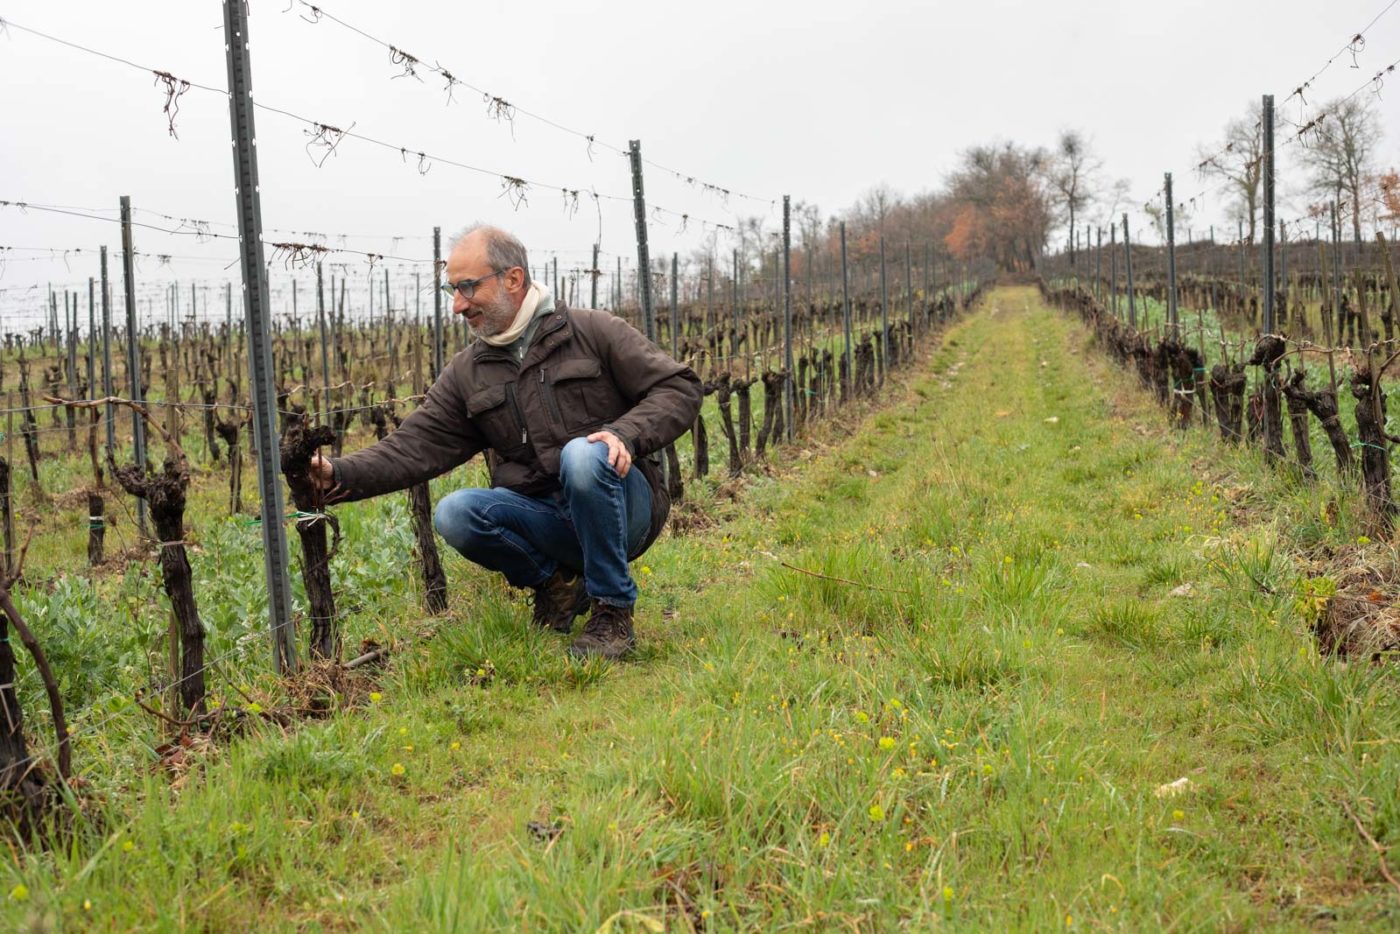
{"left": 507, "top": 266, "right": 528, "bottom": 292}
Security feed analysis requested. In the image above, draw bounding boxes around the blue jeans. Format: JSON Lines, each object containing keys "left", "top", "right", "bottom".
{"left": 433, "top": 437, "right": 652, "bottom": 607}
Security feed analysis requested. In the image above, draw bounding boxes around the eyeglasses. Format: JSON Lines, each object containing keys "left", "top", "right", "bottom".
{"left": 440, "top": 269, "right": 506, "bottom": 299}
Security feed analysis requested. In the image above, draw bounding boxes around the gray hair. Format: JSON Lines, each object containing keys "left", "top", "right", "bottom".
{"left": 451, "top": 224, "right": 532, "bottom": 287}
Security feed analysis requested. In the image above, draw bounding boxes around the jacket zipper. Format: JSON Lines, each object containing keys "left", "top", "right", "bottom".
{"left": 540, "top": 367, "right": 565, "bottom": 425}
{"left": 506, "top": 382, "right": 528, "bottom": 445}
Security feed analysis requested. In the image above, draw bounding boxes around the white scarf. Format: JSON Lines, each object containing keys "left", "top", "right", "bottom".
{"left": 478, "top": 282, "right": 545, "bottom": 347}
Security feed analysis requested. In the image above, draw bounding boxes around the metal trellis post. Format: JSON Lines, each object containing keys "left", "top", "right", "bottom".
{"left": 1122, "top": 213, "right": 1136, "bottom": 328}
{"left": 782, "top": 196, "right": 794, "bottom": 440}
{"left": 670, "top": 253, "right": 679, "bottom": 357}
{"left": 433, "top": 226, "right": 444, "bottom": 375}
{"left": 119, "top": 196, "right": 149, "bottom": 537}
{"left": 100, "top": 246, "right": 116, "bottom": 461}
{"left": 1165, "top": 172, "right": 1178, "bottom": 339}
{"left": 591, "top": 242, "right": 600, "bottom": 310}
{"left": 223, "top": 0, "right": 298, "bottom": 675}
{"left": 840, "top": 222, "right": 853, "bottom": 395}
{"left": 1261, "top": 94, "right": 1276, "bottom": 336}
{"left": 627, "top": 141, "right": 656, "bottom": 342}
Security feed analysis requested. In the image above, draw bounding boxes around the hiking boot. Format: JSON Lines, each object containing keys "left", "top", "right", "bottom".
{"left": 568, "top": 600, "right": 635, "bottom": 660}
{"left": 532, "top": 568, "right": 588, "bottom": 633}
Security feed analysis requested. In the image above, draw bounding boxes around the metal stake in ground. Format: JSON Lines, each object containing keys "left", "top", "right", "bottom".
{"left": 223, "top": 0, "right": 297, "bottom": 675}
{"left": 782, "top": 195, "right": 794, "bottom": 440}
{"left": 100, "top": 246, "right": 115, "bottom": 462}
{"left": 670, "top": 253, "right": 679, "bottom": 357}
{"left": 119, "top": 196, "right": 149, "bottom": 539}
{"left": 1122, "top": 213, "right": 1136, "bottom": 328}
{"left": 1331, "top": 201, "right": 1345, "bottom": 354}
{"left": 1165, "top": 173, "right": 1178, "bottom": 340}
{"left": 317, "top": 262, "right": 332, "bottom": 421}
{"left": 878, "top": 234, "right": 888, "bottom": 387}
{"left": 433, "top": 226, "right": 444, "bottom": 376}
{"left": 840, "top": 222, "right": 853, "bottom": 401}
{"left": 627, "top": 140, "right": 656, "bottom": 343}
{"left": 1238, "top": 220, "right": 1248, "bottom": 329}
{"left": 590, "top": 243, "right": 600, "bottom": 311}
{"left": 1261, "top": 94, "right": 1276, "bottom": 336}
{"left": 904, "top": 242, "right": 914, "bottom": 341}
{"left": 1095, "top": 227, "right": 1103, "bottom": 305}
{"left": 1110, "top": 224, "right": 1118, "bottom": 318}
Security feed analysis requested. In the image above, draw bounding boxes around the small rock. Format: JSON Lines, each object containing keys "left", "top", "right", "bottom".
{"left": 1169, "top": 583, "right": 1194, "bottom": 598}
{"left": 1154, "top": 777, "right": 1192, "bottom": 798}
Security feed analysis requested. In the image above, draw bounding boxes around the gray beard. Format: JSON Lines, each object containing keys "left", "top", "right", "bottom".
{"left": 468, "top": 293, "right": 517, "bottom": 338}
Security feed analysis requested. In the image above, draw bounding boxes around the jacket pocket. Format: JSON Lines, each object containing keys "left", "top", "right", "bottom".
{"left": 466, "top": 383, "right": 527, "bottom": 452}
{"left": 546, "top": 358, "right": 607, "bottom": 431}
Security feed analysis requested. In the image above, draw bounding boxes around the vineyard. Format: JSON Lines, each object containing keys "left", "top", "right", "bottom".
{"left": 3, "top": 0, "right": 1400, "bottom": 929}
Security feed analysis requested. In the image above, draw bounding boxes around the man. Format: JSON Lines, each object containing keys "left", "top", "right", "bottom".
{"left": 311, "top": 224, "right": 701, "bottom": 659}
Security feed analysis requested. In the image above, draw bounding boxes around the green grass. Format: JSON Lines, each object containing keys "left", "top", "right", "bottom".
{"left": 2, "top": 286, "right": 1398, "bottom": 929}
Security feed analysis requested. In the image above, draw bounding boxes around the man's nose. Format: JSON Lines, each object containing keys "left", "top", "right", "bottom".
{"left": 452, "top": 292, "right": 468, "bottom": 313}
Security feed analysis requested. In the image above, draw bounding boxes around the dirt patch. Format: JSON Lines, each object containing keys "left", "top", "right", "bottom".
{"left": 282, "top": 659, "right": 381, "bottom": 716}
{"left": 668, "top": 500, "right": 718, "bottom": 535}
{"left": 1315, "top": 560, "right": 1400, "bottom": 660}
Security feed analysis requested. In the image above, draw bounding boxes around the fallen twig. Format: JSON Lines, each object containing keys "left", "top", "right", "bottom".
{"left": 1342, "top": 799, "right": 1400, "bottom": 898}
{"left": 756, "top": 550, "right": 911, "bottom": 595}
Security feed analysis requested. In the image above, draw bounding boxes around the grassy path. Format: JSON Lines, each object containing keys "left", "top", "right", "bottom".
{"left": 8, "top": 286, "right": 1399, "bottom": 930}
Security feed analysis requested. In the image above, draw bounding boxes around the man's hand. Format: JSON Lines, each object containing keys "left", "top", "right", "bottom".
{"left": 586, "top": 430, "right": 632, "bottom": 478}
{"left": 308, "top": 454, "right": 337, "bottom": 493}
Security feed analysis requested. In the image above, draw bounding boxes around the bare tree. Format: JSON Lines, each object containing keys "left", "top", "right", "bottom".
{"left": 856, "top": 183, "right": 900, "bottom": 237}
{"left": 792, "top": 200, "right": 822, "bottom": 254}
{"left": 1048, "top": 130, "right": 1102, "bottom": 266}
{"left": 1300, "top": 96, "right": 1382, "bottom": 242}
{"left": 1144, "top": 196, "right": 1193, "bottom": 243}
{"left": 734, "top": 216, "right": 769, "bottom": 275}
{"left": 1197, "top": 100, "right": 1264, "bottom": 243}
{"left": 1094, "top": 177, "right": 1133, "bottom": 231}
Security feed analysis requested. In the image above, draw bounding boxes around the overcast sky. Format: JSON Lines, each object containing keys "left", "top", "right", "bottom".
{"left": 3, "top": 0, "right": 1399, "bottom": 324}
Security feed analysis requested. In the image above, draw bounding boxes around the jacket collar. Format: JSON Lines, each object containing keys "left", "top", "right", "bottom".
{"left": 471, "top": 301, "right": 571, "bottom": 366}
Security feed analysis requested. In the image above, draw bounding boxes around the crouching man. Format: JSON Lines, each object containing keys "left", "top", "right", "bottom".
{"left": 311, "top": 224, "right": 701, "bottom": 658}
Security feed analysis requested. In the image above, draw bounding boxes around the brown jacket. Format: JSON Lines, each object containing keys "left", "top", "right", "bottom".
{"left": 330, "top": 302, "right": 702, "bottom": 557}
